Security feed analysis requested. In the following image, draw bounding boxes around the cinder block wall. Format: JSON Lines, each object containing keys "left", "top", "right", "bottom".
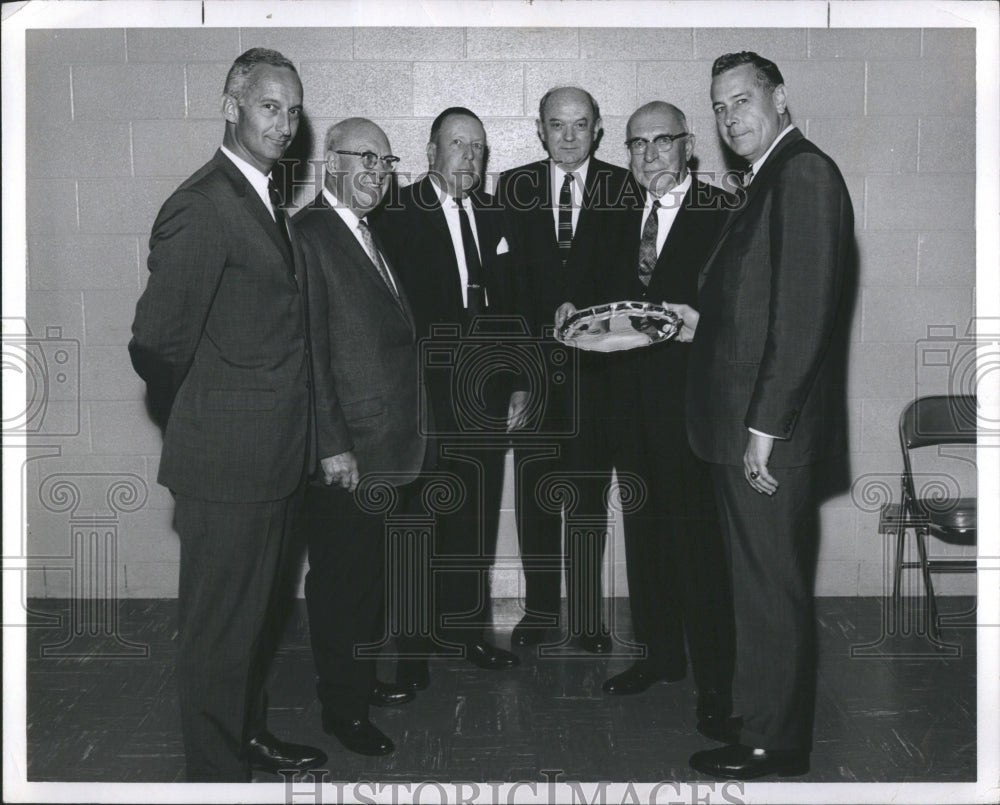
{"left": 22, "top": 27, "right": 976, "bottom": 598}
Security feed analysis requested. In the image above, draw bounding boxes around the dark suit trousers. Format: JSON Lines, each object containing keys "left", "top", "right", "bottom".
{"left": 711, "top": 463, "right": 819, "bottom": 751}
{"left": 619, "top": 417, "right": 735, "bottom": 689}
{"left": 304, "top": 483, "right": 394, "bottom": 721}
{"left": 513, "top": 356, "right": 612, "bottom": 633}
{"left": 174, "top": 488, "right": 303, "bottom": 782}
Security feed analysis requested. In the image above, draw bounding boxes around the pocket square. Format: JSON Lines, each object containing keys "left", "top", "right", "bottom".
{"left": 496, "top": 237, "right": 509, "bottom": 255}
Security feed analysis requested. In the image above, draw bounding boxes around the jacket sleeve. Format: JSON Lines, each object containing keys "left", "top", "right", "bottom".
{"left": 128, "top": 188, "right": 227, "bottom": 429}
{"left": 745, "top": 152, "right": 852, "bottom": 438}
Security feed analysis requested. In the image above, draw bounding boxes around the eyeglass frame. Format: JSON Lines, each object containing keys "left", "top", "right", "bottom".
{"left": 624, "top": 132, "right": 690, "bottom": 155}
{"left": 333, "top": 150, "right": 401, "bottom": 169}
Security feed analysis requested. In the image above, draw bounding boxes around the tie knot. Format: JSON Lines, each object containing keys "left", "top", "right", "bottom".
{"left": 267, "top": 179, "right": 283, "bottom": 208}
{"left": 742, "top": 167, "right": 754, "bottom": 188}
{"left": 562, "top": 173, "right": 574, "bottom": 187}
{"left": 651, "top": 198, "right": 661, "bottom": 212}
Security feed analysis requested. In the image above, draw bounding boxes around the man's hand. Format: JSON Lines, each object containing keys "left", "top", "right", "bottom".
{"left": 662, "top": 302, "right": 700, "bottom": 342}
{"left": 555, "top": 302, "right": 577, "bottom": 329}
{"left": 743, "top": 432, "right": 778, "bottom": 495}
{"left": 507, "top": 390, "right": 531, "bottom": 432}
{"left": 320, "top": 450, "right": 360, "bottom": 492}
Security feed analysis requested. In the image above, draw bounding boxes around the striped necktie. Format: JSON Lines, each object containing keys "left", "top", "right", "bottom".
{"left": 557, "top": 172, "right": 574, "bottom": 266}
{"left": 637, "top": 199, "right": 660, "bottom": 287}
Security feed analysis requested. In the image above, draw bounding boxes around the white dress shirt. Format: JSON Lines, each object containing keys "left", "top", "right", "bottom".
{"left": 430, "top": 177, "right": 483, "bottom": 309}
{"left": 550, "top": 157, "right": 590, "bottom": 240}
{"left": 641, "top": 173, "right": 692, "bottom": 258}
{"left": 220, "top": 145, "right": 275, "bottom": 221}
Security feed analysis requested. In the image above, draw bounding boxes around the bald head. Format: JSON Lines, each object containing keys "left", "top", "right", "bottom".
{"left": 323, "top": 117, "right": 393, "bottom": 217}
{"left": 625, "top": 101, "right": 694, "bottom": 198}
{"left": 536, "top": 86, "right": 603, "bottom": 171}
{"left": 627, "top": 101, "right": 687, "bottom": 138}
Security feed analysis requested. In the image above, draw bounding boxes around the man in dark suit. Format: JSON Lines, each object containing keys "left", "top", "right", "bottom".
{"left": 293, "top": 118, "right": 424, "bottom": 757}
{"left": 129, "top": 48, "right": 325, "bottom": 781}
{"left": 676, "top": 52, "right": 854, "bottom": 779}
{"left": 570, "top": 102, "right": 736, "bottom": 739}
{"left": 495, "top": 87, "right": 630, "bottom": 653}
{"left": 375, "top": 107, "right": 520, "bottom": 689}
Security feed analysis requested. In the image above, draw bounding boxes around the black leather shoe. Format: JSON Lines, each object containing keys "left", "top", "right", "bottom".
{"left": 245, "top": 730, "right": 327, "bottom": 774}
{"left": 465, "top": 640, "right": 520, "bottom": 670}
{"left": 369, "top": 680, "right": 416, "bottom": 707}
{"left": 602, "top": 664, "right": 684, "bottom": 695}
{"left": 511, "top": 614, "right": 558, "bottom": 647}
{"left": 689, "top": 744, "right": 809, "bottom": 779}
{"left": 577, "top": 632, "right": 612, "bottom": 654}
{"left": 397, "top": 658, "right": 430, "bottom": 691}
{"left": 321, "top": 714, "right": 394, "bottom": 756}
{"left": 696, "top": 687, "right": 740, "bottom": 743}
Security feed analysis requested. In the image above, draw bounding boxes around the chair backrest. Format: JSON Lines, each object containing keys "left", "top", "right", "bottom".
{"left": 900, "top": 395, "right": 978, "bottom": 450}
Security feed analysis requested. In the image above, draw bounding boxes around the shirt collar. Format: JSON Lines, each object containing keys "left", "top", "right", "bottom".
{"left": 749, "top": 124, "right": 796, "bottom": 178}
{"left": 645, "top": 173, "right": 692, "bottom": 212}
{"left": 322, "top": 187, "right": 364, "bottom": 231}
{"left": 429, "top": 174, "right": 466, "bottom": 209}
{"left": 552, "top": 156, "right": 591, "bottom": 188}
{"left": 220, "top": 145, "right": 273, "bottom": 198}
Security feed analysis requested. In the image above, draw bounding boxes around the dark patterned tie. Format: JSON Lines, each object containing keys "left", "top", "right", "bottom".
{"left": 742, "top": 166, "right": 755, "bottom": 188}
{"left": 267, "top": 178, "right": 293, "bottom": 254}
{"left": 557, "top": 172, "right": 574, "bottom": 266}
{"left": 637, "top": 199, "right": 660, "bottom": 287}
{"left": 357, "top": 219, "right": 400, "bottom": 301}
{"left": 456, "top": 197, "right": 485, "bottom": 318}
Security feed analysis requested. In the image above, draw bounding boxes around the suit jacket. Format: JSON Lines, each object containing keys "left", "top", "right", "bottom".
{"left": 600, "top": 178, "right": 733, "bottom": 444}
{"left": 374, "top": 176, "right": 515, "bottom": 434}
{"left": 688, "top": 129, "right": 854, "bottom": 468}
{"left": 293, "top": 194, "right": 426, "bottom": 485}
{"left": 495, "top": 157, "right": 632, "bottom": 334}
{"left": 129, "top": 149, "right": 310, "bottom": 503}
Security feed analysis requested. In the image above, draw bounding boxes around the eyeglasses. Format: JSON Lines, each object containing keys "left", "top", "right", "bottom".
{"left": 625, "top": 133, "right": 690, "bottom": 155}
{"left": 334, "top": 150, "right": 401, "bottom": 169}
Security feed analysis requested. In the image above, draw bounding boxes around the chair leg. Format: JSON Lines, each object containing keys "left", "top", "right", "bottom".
{"left": 914, "top": 527, "right": 940, "bottom": 642}
{"left": 890, "top": 526, "right": 906, "bottom": 634}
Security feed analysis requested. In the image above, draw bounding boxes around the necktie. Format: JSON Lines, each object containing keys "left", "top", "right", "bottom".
{"left": 267, "top": 178, "right": 293, "bottom": 254}
{"left": 557, "top": 172, "right": 574, "bottom": 266}
{"left": 357, "top": 219, "right": 399, "bottom": 301}
{"left": 456, "top": 197, "right": 485, "bottom": 318}
{"left": 742, "top": 166, "right": 755, "bottom": 188}
{"left": 637, "top": 199, "right": 660, "bottom": 287}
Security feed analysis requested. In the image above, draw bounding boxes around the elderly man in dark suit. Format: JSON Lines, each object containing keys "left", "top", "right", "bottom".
{"left": 129, "top": 48, "right": 325, "bottom": 781}
{"left": 567, "top": 101, "right": 736, "bottom": 739}
{"left": 672, "top": 52, "right": 854, "bottom": 779}
{"left": 375, "top": 107, "right": 520, "bottom": 690}
{"left": 495, "top": 87, "right": 630, "bottom": 653}
{"left": 294, "top": 118, "right": 425, "bottom": 757}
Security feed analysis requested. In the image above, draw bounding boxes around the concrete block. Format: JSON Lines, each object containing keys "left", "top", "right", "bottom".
{"left": 27, "top": 179, "right": 79, "bottom": 236}
{"left": 28, "top": 235, "right": 139, "bottom": 291}
{"left": 921, "top": 28, "right": 976, "bottom": 59}
{"left": 855, "top": 232, "right": 918, "bottom": 287}
{"left": 26, "top": 29, "right": 126, "bottom": 64}
{"left": 185, "top": 62, "right": 233, "bottom": 119}
{"left": 78, "top": 179, "right": 180, "bottom": 235}
{"left": 354, "top": 27, "right": 464, "bottom": 60}
{"left": 26, "top": 62, "right": 72, "bottom": 127}
{"left": 842, "top": 173, "right": 865, "bottom": 231}
{"left": 414, "top": 62, "right": 522, "bottom": 118}
{"left": 27, "top": 122, "right": 132, "bottom": 179}
{"left": 857, "top": 545, "right": 891, "bottom": 596}
{"left": 817, "top": 507, "right": 857, "bottom": 562}
{"left": 525, "top": 61, "right": 638, "bottom": 118}
{"left": 861, "top": 286, "right": 973, "bottom": 345}
{"left": 637, "top": 60, "right": 717, "bottom": 126}
{"left": 73, "top": 64, "right": 186, "bottom": 121}
{"left": 861, "top": 397, "right": 911, "bottom": 456}
{"left": 302, "top": 61, "right": 414, "bottom": 118}
{"left": 814, "top": 560, "right": 858, "bottom": 596}
{"left": 81, "top": 345, "right": 145, "bottom": 402}
{"left": 846, "top": 342, "right": 915, "bottom": 400}
{"left": 581, "top": 28, "right": 694, "bottom": 60}
{"left": 780, "top": 60, "right": 865, "bottom": 118}
{"left": 917, "top": 231, "right": 975, "bottom": 287}
{"left": 24, "top": 404, "right": 92, "bottom": 455}
{"left": 467, "top": 27, "right": 579, "bottom": 60}
{"left": 808, "top": 28, "right": 921, "bottom": 59}
{"left": 594, "top": 117, "right": 630, "bottom": 171}
{"left": 688, "top": 115, "right": 731, "bottom": 183}
{"left": 494, "top": 509, "right": 519, "bottom": 562}
{"left": 29, "top": 454, "right": 146, "bottom": 494}
{"left": 868, "top": 59, "right": 975, "bottom": 118}
{"left": 27, "top": 290, "right": 84, "bottom": 341}
{"left": 90, "top": 400, "right": 165, "bottom": 455}
{"left": 132, "top": 120, "right": 220, "bottom": 178}
{"left": 807, "top": 117, "right": 917, "bottom": 175}
{"left": 918, "top": 117, "right": 974, "bottom": 173}
{"left": 120, "top": 562, "right": 178, "bottom": 597}
{"left": 118, "top": 510, "right": 179, "bottom": 563}
{"left": 242, "top": 27, "right": 354, "bottom": 64}
{"left": 846, "top": 397, "right": 863, "bottom": 454}
{"left": 694, "top": 28, "right": 808, "bottom": 60}
{"left": 484, "top": 117, "right": 549, "bottom": 179}
{"left": 125, "top": 28, "right": 241, "bottom": 63}
{"left": 866, "top": 174, "right": 973, "bottom": 232}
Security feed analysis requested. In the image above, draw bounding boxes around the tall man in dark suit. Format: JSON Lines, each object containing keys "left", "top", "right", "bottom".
{"left": 129, "top": 48, "right": 325, "bottom": 781}
{"left": 569, "top": 102, "right": 736, "bottom": 739}
{"left": 293, "top": 118, "right": 423, "bottom": 757}
{"left": 375, "top": 107, "right": 520, "bottom": 689}
{"left": 674, "top": 52, "right": 854, "bottom": 779}
{"left": 496, "top": 87, "right": 630, "bottom": 653}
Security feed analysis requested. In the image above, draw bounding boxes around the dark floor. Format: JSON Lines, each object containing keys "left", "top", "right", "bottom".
{"left": 23, "top": 596, "right": 976, "bottom": 783}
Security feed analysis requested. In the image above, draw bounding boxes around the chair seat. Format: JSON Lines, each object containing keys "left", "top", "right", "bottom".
{"left": 919, "top": 497, "right": 977, "bottom": 540}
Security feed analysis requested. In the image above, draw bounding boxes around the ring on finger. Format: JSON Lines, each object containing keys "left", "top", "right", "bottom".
{"left": 749, "top": 471, "right": 759, "bottom": 479}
